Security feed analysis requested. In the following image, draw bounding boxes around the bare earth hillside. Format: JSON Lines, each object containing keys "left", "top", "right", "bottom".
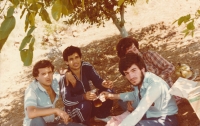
{"left": 1, "top": 0, "right": 200, "bottom": 126}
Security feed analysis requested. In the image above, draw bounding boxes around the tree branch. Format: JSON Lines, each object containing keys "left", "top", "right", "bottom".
{"left": 0, "top": 0, "right": 8, "bottom": 14}
{"left": 120, "top": 3, "right": 125, "bottom": 26}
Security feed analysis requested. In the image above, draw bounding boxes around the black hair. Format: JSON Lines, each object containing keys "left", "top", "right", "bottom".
{"left": 32, "top": 60, "right": 54, "bottom": 77}
{"left": 116, "top": 37, "right": 139, "bottom": 58}
{"left": 63, "top": 46, "right": 82, "bottom": 61}
{"left": 119, "top": 53, "right": 146, "bottom": 76}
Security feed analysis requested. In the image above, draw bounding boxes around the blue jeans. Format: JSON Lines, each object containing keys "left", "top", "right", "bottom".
{"left": 30, "top": 117, "right": 86, "bottom": 126}
{"left": 135, "top": 114, "right": 179, "bottom": 126}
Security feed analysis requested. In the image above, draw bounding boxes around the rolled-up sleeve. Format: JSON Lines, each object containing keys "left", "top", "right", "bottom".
{"left": 120, "top": 91, "right": 137, "bottom": 102}
{"left": 119, "top": 84, "right": 162, "bottom": 126}
{"left": 24, "top": 87, "right": 37, "bottom": 108}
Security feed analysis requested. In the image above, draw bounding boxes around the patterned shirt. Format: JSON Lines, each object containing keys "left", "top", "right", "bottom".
{"left": 119, "top": 72, "right": 178, "bottom": 126}
{"left": 141, "top": 50, "right": 175, "bottom": 87}
{"left": 23, "top": 76, "right": 60, "bottom": 126}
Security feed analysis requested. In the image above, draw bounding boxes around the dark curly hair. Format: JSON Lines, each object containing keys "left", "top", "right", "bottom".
{"left": 116, "top": 37, "right": 139, "bottom": 58}
{"left": 63, "top": 46, "right": 82, "bottom": 61}
{"left": 32, "top": 60, "right": 54, "bottom": 77}
{"left": 119, "top": 53, "right": 146, "bottom": 76}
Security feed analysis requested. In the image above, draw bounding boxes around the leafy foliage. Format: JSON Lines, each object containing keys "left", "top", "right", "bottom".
{"left": 0, "top": 0, "right": 148, "bottom": 65}
{"left": 64, "top": 0, "right": 138, "bottom": 27}
{"left": 0, "top": 6, "right": 16, "bottom": 51}
{"left": 173, "top": 9, "right": 200, "bottom": 37}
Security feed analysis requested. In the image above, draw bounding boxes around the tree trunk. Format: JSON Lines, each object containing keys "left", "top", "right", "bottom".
{"left": 111, "top": 11, "right": 128, "bottom": 38}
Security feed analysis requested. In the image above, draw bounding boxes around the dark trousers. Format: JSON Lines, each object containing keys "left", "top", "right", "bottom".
{"left": 92, "top": 98, "right": 113, "bottom": 118}
{"left": 68, "top": 89, "right": 113, "bottom": 126}
{"left": 71, "top": 100, "right": 92, "bottom": 126}
{"left": 91, "top": 88, "right": 113, "bottom": 118}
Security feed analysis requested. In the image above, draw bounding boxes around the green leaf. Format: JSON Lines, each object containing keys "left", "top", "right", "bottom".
{"left": 177, "top": 14, "right": 190, "bottom": 26}
{"left": 27, "top": 0, "right": 38, "bottom": 4}
{"left": 36, "top": 2, "right": 43, "bottom": 9}
{"left": 198, "top": 10, "right": 200, "bottom": 14}
{"left": 27, "top": 26, "right": 36, "bottom": 36}
{"left": 29, "top": 37, "right": 35, "bottom": 51}
{"left": 39, "top": 8, "right": 52, "bottom": 23}
{"left": 19, "top": 35, "right": 33, "bottom": 51}
{"left": 118, "top": 0, "right": 124, "bottom": 6}
{"left": 25, "top": 13, "right": 30, "bottom": 32}
{"left": 177, "top": 16, "right": 185, "bottom": 26}
{"left": 172, "top": 19, "right": 178, "bottom": 24}
{"left": 29, "top": 3, "right": 38, "bottom": 13}
{"left": 183, "top": 14, "right": 191, "bottom": 23}
{"left": 51, "top": 0, "right": 62, "bottom": 21}
{"left": 191, "top": 31, "right": 194, "bottom": 37}
{"left": 0, "top": 36, "right": 8, "bottom": 52}
{"left": 187, "top": 21, "right": 195, "bottom": 30}
{"left": 20, "top": 49, "right": 33, "bottom": 66}
{"left": 20, "top": 8, "right": 26, "bottom": 19}
{"left": 184, "top": 31, "right": 189, "bottom": 38}
{"left": 81, "top": 0, "right": 85, "bottom": 9}
{"left": 10, "top": 0, "right": 19, "bottom": 6}
{"left": 62, "top": 5, "right": 69, "bottom": 16}
{"left": 29, "top": 12, "right": 35, "bottom": 26}
{"left": 181, "top": 29, "right": 189, "bottom": 33}
{"left": 63, "top": 0, "right": 74, "bottom": 14}
{"left": 7, "top": 6, "right": 15, "bottom": 18}
{"left": 0, "top": 16, "right": 16, "bottom": 40}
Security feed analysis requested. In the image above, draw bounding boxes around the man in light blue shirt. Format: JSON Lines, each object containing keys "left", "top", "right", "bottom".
{"left": 23, "top": 60, "right": 85, "bottom": 126}
{"left": 102, "top": 53, "right": 179, "bottom": 126}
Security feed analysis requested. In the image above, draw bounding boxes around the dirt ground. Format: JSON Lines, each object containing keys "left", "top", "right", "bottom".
{"left": 1, "top": 0, "right": 200, "bottom": 126}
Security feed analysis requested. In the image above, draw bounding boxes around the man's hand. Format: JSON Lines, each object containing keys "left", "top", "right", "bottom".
{"left": 59, "top": 68, "right": 67, "bottom": 75}
{"left": 83, "top": 91, "right": 97, "bottom": 101}
{"left": 102, "top": 80, "right": 113, "bottom": 89}
{"left": 55, "top": 108, "right": 70, "bottom": 124}
{"left": 127, "top": 101, "right": 134, "bottom": 112}
{"left": 65, "top": 71, "right": 76, "bottom": 87}
{"left": 100, "top": 91, "right": 119, "bottom": 100}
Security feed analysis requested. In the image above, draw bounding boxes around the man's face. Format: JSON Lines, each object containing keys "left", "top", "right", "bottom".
{"left": 123, "top": 64, "right": 145, "bottom": 86}
{"left": 36, "top": 67, "right": 53, "bottom": 87}
{"left": 66, "top": 52, "right": 82, "bottom": 70}
{"left": 126, "top": 44, "right": 140, "bottom": 55}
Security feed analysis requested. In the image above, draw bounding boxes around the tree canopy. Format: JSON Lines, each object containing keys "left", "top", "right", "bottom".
{"left": 0, "top": 0, "right": 150, "bottom": 66}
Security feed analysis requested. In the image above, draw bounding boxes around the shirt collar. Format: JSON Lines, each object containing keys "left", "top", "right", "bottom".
{"left": 35, "top": 79, "right": 59, "bottom": 95}
{"left": 35, "top": 80, "right": 46, "bottom": 92}
{"left": 140, "top": 72, "right": 149, "bottom": 91}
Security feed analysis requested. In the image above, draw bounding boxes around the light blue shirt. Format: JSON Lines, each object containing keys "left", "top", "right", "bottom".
{"left": 23, "top": 75, "right": 60, "bottom": 126}
{"left": 119, "top": 72, "right": 178, "bottom": 126}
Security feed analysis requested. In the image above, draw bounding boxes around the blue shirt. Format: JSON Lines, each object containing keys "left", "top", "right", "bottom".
{"left": 119, "top": 72, "right": 178, "bottom": 126}
{"left": 23, "top": 75, "right": 60, "bottom": 126}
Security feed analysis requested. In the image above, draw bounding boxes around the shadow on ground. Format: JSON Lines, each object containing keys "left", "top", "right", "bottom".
{"left": 1, "top": 22, "right": 200, "bottom": 126}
